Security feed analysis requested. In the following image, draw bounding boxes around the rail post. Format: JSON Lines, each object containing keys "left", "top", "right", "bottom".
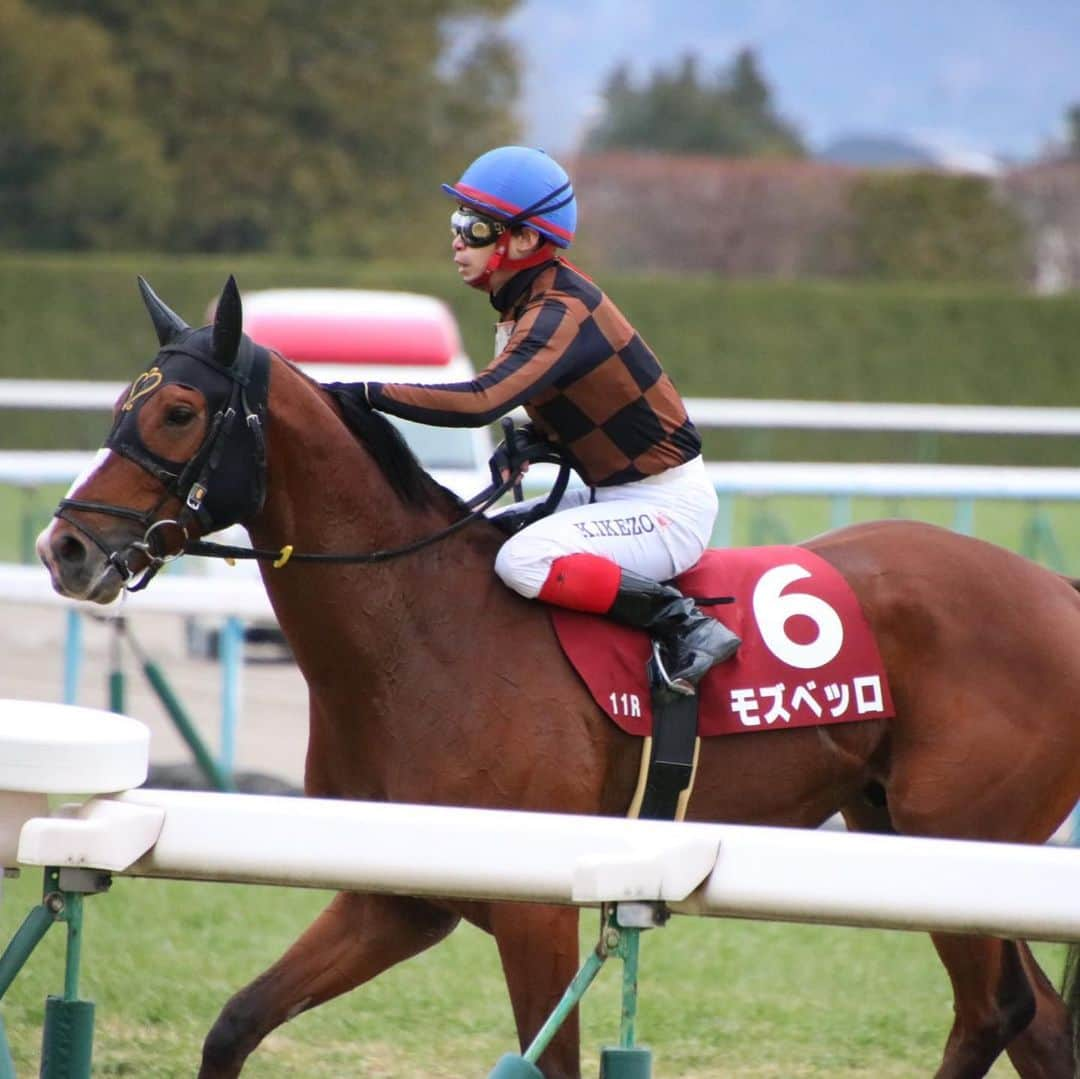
{"left": 488, "top": 904, "right": 660, "bottom": 1079}
{"left": 0, "top": 867, "right": 111, "bottom": 1079}
{"left": 62, "top": 612, "right": 83, "bottom": 706}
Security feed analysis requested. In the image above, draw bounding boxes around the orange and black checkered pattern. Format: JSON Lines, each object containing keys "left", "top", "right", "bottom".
{"left": 368, "top": 260, "right": 701, "bottom": 487}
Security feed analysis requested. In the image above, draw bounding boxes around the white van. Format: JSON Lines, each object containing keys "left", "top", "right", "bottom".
{"left": 185, "top": 287, "right": 493, "bottom": 657}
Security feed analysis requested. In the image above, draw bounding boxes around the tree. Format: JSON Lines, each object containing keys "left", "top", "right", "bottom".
{"left": 849, "top": 172, "right": 1027, "bottom": 284}
{"left": 584, "top": 47, "right": 805, "bottom": 159}
{"left": 0, "top": 0, "right": 173, "bottom": 249}
{"left": 14, "top": 0, "right": 519, "bottom": 253}
{"left": 1066, "top": 104, "right": 1080, "bottom": 159}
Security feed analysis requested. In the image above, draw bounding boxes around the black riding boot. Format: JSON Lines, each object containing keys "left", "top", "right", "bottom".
{"left": 607, "top": 569, "right": 741, "bottom": 688}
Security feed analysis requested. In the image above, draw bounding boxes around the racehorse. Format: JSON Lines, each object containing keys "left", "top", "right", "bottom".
{"left": 37, "top": 276, "right": 1080, "bottom": 1079}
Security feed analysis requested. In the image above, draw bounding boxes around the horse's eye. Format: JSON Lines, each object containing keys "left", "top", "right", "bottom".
{"left": 165, "top": 405, "right": 196, "bottom": 427}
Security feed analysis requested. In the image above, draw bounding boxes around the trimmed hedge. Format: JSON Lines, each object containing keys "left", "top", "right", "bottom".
{"left": 4, "top": 253, "right": 1080, "bottom": 464}
{"left": 847, "top": 172, "right": 1029, "bottom": 284}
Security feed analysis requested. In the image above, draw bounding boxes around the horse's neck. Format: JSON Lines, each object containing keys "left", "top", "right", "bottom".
{"left": 245, "top": 365, "right": 503, "bottom": 682}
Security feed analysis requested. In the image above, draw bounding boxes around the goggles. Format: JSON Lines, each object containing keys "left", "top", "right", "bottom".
{"left": 450, "top": 208, "right": 506, "bottom": 248}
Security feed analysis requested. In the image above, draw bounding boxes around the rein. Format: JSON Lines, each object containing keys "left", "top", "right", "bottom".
{"left": 183, "top": 470, "right": 522, "bottom": 569}
{"left": 182, "top": 417, "right": 574, "bottom": 569}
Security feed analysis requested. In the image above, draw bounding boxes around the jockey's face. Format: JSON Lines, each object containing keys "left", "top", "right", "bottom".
{"left": 451, "top": 213, "right": 544, "bottom": 291}
{"left": 451, "top": 230, "right": 495, "bottom": 286}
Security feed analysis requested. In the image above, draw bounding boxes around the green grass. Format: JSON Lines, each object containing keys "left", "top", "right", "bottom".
{"left": 0, "top": 869, "right": 1065, "bottom": 1077}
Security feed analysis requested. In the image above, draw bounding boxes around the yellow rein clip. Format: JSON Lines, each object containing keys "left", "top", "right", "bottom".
{"left": 273, "top": 545, "right": 294, "bottom": 569}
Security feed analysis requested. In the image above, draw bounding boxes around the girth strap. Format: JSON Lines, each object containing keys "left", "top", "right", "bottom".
{"left": 627, "top": 653, "right": 702, "bottom": 822}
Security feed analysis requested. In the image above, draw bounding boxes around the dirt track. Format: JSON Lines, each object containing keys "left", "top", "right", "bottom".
{"left": 0, "top": 601, "right": 309, "bottom": 789}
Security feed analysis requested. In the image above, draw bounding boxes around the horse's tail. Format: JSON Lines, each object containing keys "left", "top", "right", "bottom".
{"left": 1061, "top": 942, "right": 1080, "bottom": 1066}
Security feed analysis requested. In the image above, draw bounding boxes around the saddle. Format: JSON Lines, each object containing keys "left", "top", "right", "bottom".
{"left": 550, "top": 546, "right": 894, "bottom": 820}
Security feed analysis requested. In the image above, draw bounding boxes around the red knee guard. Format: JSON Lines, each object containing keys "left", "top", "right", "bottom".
{"left": 538, "top": 553, "right": 621, "bottom": 614}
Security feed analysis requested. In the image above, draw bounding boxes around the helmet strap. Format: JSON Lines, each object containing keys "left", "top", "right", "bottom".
{"left": 467, "top": 235, "right": 556, "bottom": 292}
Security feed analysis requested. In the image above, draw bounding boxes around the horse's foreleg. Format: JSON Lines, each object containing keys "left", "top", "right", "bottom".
{"left": 1004, "top": 942, "right": 1074, "bottom": 1078}
{"left": 491, "top": 902, "right": 583, "bottom": 1079}
{"left": 198, "top": 890, "right": 459, "bottom": 1079}
{"left": 930, "top": 932, "right": 1044, "bottom": 1079}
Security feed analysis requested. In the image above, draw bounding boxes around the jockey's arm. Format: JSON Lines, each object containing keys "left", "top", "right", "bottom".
{"left": 339, "top": 296, "right": 578, "bottom": 428}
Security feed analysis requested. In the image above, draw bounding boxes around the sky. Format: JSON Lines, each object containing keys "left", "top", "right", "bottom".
{"left": 503, "top": 0, "right": 1080, "bottom": 166}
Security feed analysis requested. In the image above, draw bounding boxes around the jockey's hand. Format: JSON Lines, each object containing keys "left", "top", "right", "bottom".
{"left": 490, "top": 420, "right": 541, "bottom": 487}
{"left": 322, "top": 381, "right": 374, "bottom": 411}
{"left": 500, "top": 460, "right": 529, "bottom": 483}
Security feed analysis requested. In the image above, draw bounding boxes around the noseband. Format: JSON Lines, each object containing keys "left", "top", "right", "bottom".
{"left": 55, "top": 331, "right": 269, "bottom": 592}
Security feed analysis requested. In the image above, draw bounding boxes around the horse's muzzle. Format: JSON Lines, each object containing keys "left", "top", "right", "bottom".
{"left": 36, "top": 519, "right": 128, "bottom": 604}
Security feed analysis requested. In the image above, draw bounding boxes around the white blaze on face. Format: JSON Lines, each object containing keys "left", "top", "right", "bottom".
{"left": 35, "top": 448, "right": 114, "bottom": 555}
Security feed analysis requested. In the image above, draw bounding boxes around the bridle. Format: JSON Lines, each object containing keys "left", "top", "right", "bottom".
{"left": 55, "top": 329, "right": 269, "bottom": 592}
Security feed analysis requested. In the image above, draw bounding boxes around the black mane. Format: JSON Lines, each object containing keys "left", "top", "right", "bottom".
{"left": 323, "top": 382, "right": 466, "bottom": 512}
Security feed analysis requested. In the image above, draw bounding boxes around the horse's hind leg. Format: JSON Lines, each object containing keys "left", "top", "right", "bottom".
{"left": 930, "top": 933, "right": 1071, "bottom": 1079}
{"left": 198, "top": 890, "right": 459, "bottom": 1079}
{"left": 843, "top": 802, "right": 1072, "bottom": 1077}
{"left": 1005, "top": 942, "right": 1073, "bottom": 1078}
{"left": 490, "top": 902, "right": 583, "bottom": 1079}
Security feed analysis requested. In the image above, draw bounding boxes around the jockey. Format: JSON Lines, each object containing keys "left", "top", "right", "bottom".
{"left": 343, "top": 145, "right": 739, "bottom": 691}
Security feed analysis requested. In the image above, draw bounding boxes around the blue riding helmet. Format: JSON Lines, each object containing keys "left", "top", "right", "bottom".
{"left": 442, "top": 146, "right": 577, "bottom": 248}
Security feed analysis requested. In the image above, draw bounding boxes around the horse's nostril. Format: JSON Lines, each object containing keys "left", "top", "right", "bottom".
{"left": 57, "top": 534, "right": 87, "bottom": 567}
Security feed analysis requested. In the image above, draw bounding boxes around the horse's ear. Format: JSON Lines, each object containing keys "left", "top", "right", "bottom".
{"left": 212, "top": 275, "right": 243, "bottom": 368}
{"left": 138, "top": 276, "right": 189, "bottom": 346}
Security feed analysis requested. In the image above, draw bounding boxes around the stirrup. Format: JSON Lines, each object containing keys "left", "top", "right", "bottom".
{"left": 648, "top": 641, "right": 696, "bottom": 698}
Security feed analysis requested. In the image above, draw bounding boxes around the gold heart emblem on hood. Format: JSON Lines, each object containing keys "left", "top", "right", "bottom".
{"left": 122, "top": 367, "right": 164, "bottom": 412}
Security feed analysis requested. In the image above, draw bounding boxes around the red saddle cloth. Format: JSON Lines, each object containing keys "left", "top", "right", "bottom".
{"left": 551, "top": 546, "right": 894, "bottom": 737}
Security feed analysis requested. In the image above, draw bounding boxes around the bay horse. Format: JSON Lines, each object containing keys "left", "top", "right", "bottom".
{"left": 37, "top": 276, "right": 1080, "bottom": 1079}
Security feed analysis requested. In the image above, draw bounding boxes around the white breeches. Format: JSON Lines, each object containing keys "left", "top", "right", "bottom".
{"left": 493, "top": 456, "right": 718, "bottom": 598}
